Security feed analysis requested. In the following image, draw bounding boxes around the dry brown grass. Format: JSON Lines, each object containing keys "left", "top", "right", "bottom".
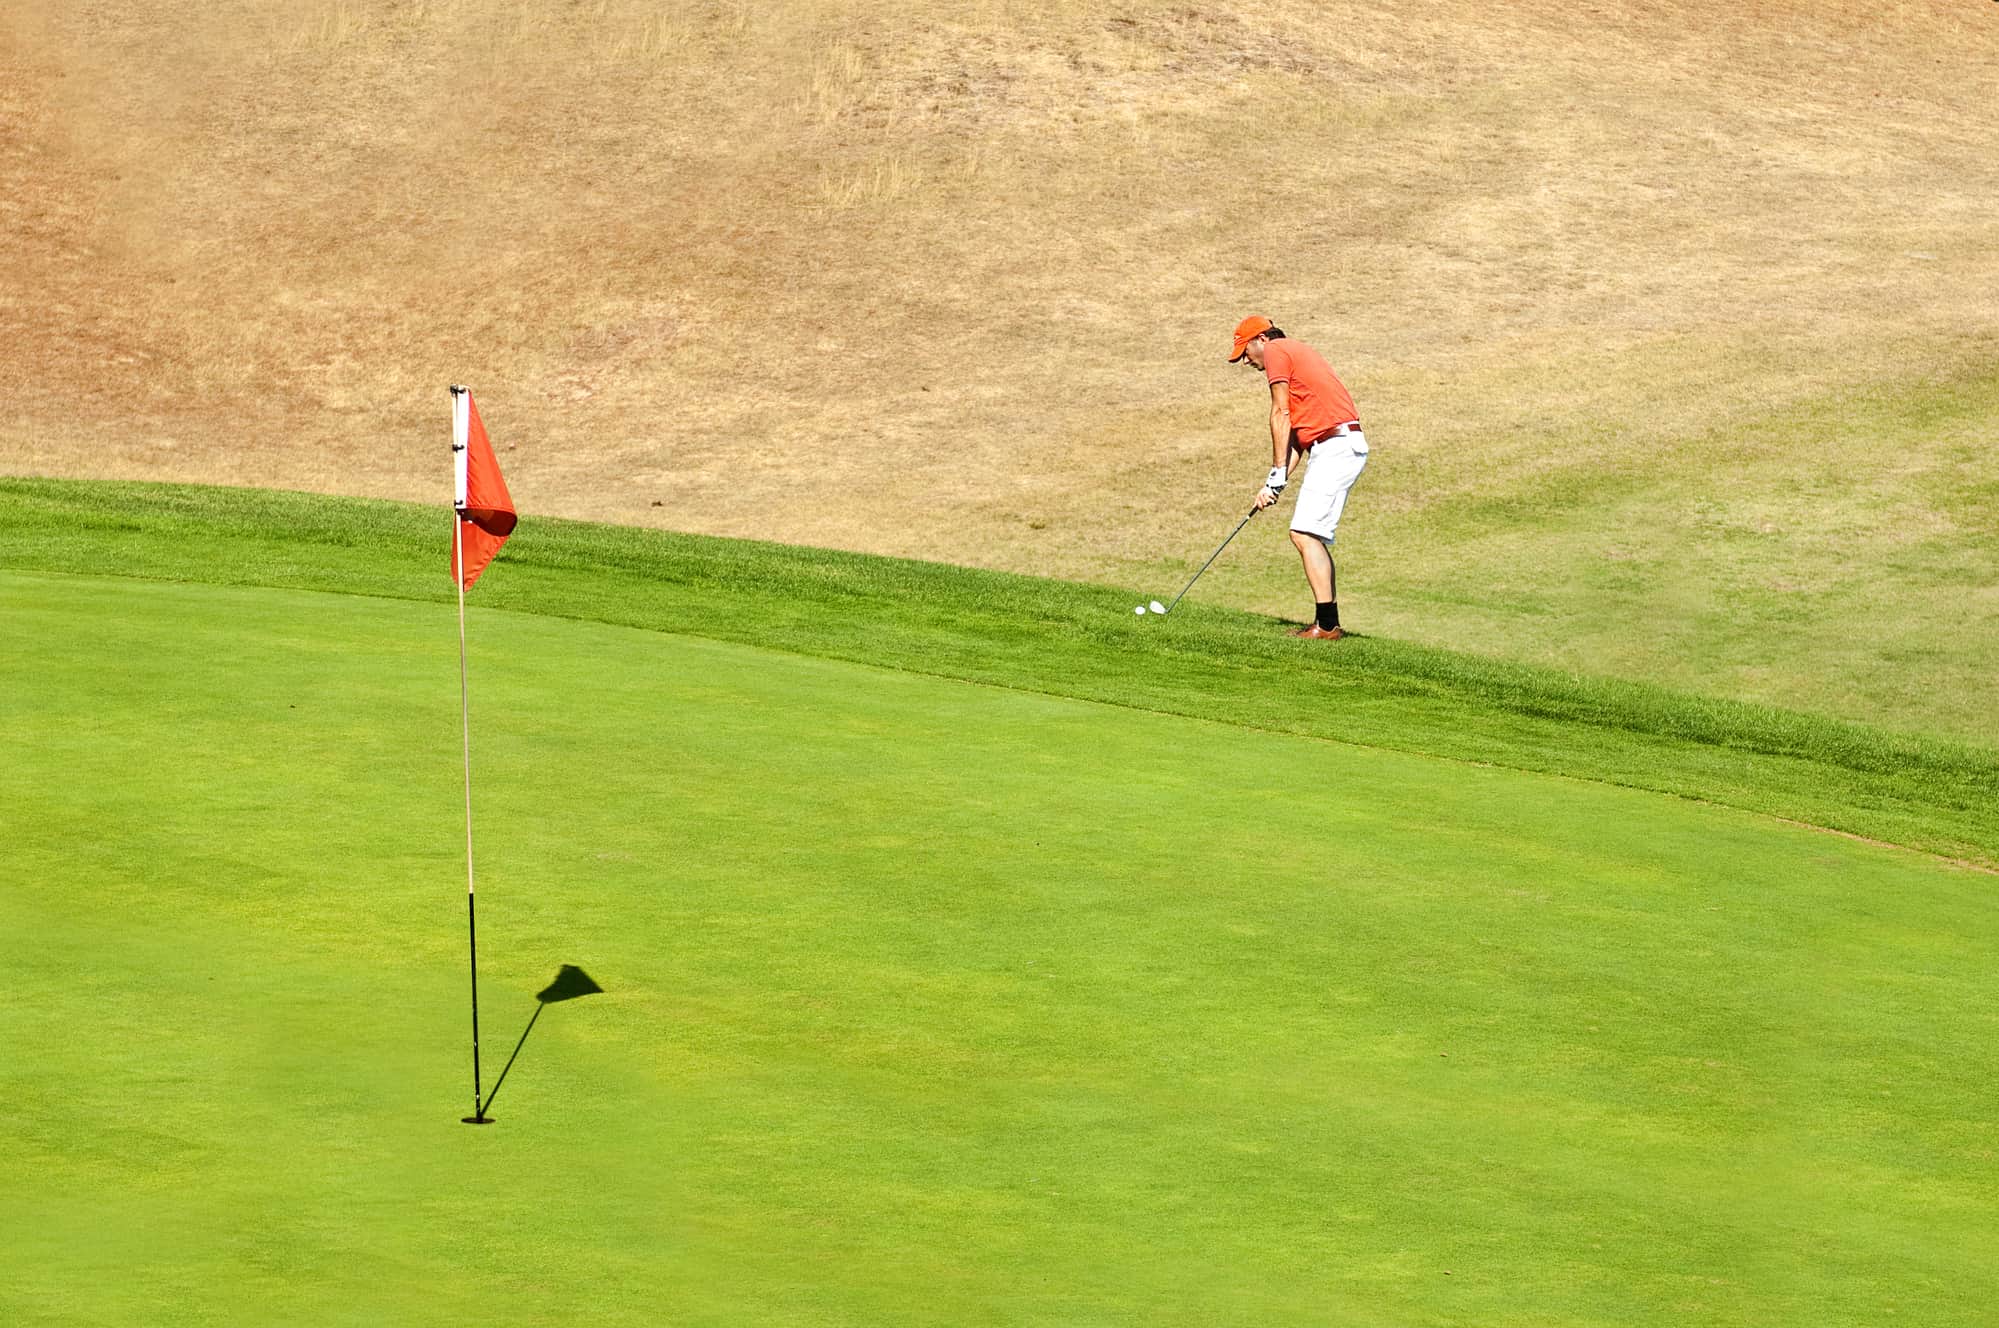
{"left": 5, "top": 0, "right": 1997, "bottom": 736}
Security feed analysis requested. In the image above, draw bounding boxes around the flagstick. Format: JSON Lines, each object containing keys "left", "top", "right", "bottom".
{"left": 456, "top": 516, "right": 491, "bottom": 1125}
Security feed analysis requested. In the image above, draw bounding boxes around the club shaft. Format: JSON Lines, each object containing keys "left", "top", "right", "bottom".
{"left": 1163, "top": 508, "right": 1258, "bottom": 615}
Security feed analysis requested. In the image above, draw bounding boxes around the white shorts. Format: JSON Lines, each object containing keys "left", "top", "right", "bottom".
{"left": 1290, "top": 433, "right": 1368, "bottom": 544}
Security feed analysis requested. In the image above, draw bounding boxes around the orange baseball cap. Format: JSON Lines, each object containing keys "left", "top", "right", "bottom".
{"left": 1229, "top": 315, "right": 1274, "bottom": 362}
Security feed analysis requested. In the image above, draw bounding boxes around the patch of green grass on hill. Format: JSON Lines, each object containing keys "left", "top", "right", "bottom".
{"left": 2, "top": 477, "right": 1995, "bottom": 866}
{"left": 1343, "top": 353, "right": 1999, "bottom": 740}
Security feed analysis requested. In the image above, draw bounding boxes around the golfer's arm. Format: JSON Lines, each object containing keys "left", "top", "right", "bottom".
{"left": 1268, "top": 381, "right": 1292, "bottom": 468}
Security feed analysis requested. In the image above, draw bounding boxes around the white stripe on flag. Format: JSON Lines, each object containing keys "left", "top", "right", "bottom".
{"left": 451, "top": 386, "right": 470, "bottom": 510}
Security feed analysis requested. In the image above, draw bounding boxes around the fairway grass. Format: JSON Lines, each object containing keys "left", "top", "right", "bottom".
{"left": 2, "top": 482, "right": 1997, "bottom": 1325}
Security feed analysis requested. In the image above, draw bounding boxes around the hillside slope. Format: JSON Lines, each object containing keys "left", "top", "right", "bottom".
{"left": 4, "top": 1, "right": 1996, "bottom": 738}
{"left": 5, "top": 477, "right": 1996, "bottom": 868}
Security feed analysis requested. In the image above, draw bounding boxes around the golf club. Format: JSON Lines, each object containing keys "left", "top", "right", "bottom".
{"left": 1135, "top": 504, "right": 1261, "bottom": 617}
{"left": 1136, "top": 453, "right": 1301, "bottom": 617}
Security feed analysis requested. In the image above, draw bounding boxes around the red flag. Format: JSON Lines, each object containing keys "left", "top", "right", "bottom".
{"left": 451, "top": 387, "right": 516, "bottom": 590}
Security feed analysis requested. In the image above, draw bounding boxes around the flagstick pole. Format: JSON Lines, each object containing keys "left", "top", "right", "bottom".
{"left": 456, "top": 515, "right": 490, "bottom": 1125}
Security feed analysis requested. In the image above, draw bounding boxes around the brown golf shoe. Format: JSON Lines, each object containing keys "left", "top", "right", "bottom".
{"left": 1290, "top": 624, "right": 1345, "bottom": 640}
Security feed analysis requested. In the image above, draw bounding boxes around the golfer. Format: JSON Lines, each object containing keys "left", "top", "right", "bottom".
{"left": 1230, "top": 316, "right": 1368, "bottom": 640}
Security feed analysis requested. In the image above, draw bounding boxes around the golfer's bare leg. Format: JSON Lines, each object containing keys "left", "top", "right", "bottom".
{"left": 1290, "top": 529, "right": 1335, "bottom": 603}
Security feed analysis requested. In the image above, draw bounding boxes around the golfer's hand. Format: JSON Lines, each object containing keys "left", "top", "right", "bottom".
{"left": 1256, "top": 466, "right": 1287, "bottom": 510}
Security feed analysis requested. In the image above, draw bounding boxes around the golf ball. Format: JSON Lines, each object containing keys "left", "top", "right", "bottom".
{"left": 1133, "top": 605, "right": 1146, "bottom": 615}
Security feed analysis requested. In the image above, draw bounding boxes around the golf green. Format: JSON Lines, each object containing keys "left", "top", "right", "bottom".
{"left": 3, "top": 569, "right": 1994, "bottom": 1326}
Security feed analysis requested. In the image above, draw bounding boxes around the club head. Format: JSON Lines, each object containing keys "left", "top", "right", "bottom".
{"left": 1148, "top": 600, "right": 1167, "bottom": 615}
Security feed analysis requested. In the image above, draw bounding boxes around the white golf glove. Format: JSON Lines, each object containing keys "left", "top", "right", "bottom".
{"left": 1263, "top": 466, "right": 1288, "bottom": 496}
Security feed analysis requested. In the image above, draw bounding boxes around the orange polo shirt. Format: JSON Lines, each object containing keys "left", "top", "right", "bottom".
{"left": 1263, "top": 339, "right": 1358, "bottom": 446}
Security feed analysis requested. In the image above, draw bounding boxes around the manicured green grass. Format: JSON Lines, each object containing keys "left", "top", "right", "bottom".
{"left": 3, "top": 570, "right": 1996, "bottom": 1326}
{"left": 1, "top": 482, "right": 1995, "bottom": 1324}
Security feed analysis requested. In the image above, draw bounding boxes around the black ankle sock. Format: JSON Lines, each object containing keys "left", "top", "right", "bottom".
{"left": 1316, "top": 601, "right": 1339, "bottom": 631}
